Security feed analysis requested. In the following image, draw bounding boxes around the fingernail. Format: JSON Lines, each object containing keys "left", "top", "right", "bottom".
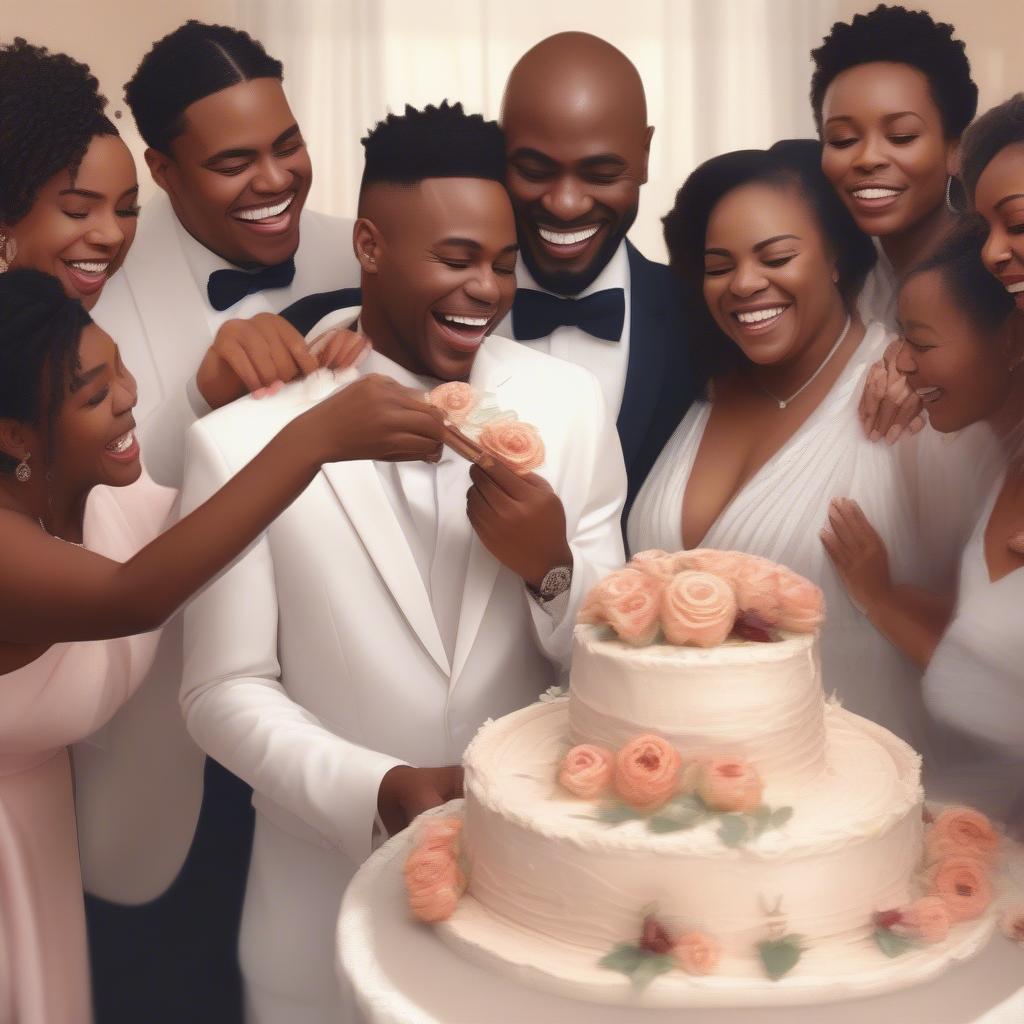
{"left": 869, "top": 430, "right": 880, "bottom": 442}
{"left": 886, "top": 427, "right": 899, "bottom": 445}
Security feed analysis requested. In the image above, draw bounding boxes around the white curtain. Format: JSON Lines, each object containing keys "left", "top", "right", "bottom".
{"left": 238, "top": 0, "right": 841, "bottom": 261}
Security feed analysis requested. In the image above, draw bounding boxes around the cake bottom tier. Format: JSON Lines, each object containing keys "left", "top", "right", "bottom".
{"left": 444, "top": 699, "right": 996, "bottom": 1005}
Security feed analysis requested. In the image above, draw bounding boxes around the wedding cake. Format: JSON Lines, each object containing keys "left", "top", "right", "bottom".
{"left": 403, "top": 550, "right": 1001, "bottom": 1006}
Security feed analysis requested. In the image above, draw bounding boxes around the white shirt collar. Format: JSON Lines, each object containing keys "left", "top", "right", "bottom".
{"left": 515, "top": 238, "right": 629, "bottom": 298}
{"left": 361, "top": 347, "right": 440, "bottom": 393}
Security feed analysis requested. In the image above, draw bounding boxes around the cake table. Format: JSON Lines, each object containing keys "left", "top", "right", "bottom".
{"left": 338, "top": 802, "right": 1024, "bottom": 1024}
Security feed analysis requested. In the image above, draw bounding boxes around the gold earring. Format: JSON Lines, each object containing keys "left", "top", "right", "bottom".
{"left": 0, "top": 231, "right": 16, "bottom": 274}
{"left": 15, "top": 452, "right": 31, "bottom": 482}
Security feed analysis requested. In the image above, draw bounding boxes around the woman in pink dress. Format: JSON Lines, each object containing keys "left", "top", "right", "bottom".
{"left": 0, "top": 269, "right": 446, "bottom": 1023}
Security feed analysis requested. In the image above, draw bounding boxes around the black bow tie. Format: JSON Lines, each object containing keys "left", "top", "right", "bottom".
{"left": 207, "top": 258, "right": 296, "bottom": 312}
{"left": 512, "top": 287, "right": 625, "bottom": 343}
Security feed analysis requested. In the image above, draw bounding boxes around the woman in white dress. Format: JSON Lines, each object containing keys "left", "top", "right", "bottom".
{"left": 824, "top": 101, "right": 1024, "bottom": 830}
{"left": 628, "top": 141, "right": 948, "bottom": 751}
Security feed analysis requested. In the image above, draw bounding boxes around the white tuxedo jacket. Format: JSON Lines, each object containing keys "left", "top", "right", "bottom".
{"left": 75, "top": 192, "right": 359, "bottom": 904}
{"left": 179, "top": 313, "right": 625, "bottom": 1008}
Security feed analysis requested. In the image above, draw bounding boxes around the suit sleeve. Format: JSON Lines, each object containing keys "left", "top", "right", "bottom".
{"left": 527, "top": 372, "right": 626, "bottom": 668}
{"left": 179, "top": 418, "right": 405, "bottom": 865}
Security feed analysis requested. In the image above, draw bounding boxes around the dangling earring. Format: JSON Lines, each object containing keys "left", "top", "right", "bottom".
{"left": 15, "top": 452, "right": 31, "bottom": 482}
{"left": 0, "top": 231, "right": 16, "bottom": 274}
{"left": 945, "top": 175, "right": 962, "bottom": 215}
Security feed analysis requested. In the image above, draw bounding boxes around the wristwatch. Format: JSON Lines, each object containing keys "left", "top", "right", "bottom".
{"left": 529, "top": 564, "right": 573, "bottom": 603}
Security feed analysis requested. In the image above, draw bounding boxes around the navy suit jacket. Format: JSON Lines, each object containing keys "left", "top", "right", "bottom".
{"left": 279, "top": 241, "right": 697, "bottom": 515}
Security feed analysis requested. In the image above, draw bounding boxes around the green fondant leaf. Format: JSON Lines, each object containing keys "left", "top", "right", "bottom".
{"left": 647, "top": 797, "right": 707, "bottom": 833}
{"left": 598, "top": 943, "right": 648, "bottom": 975}
{"left": 771, "top": 806, "right": 794, "bottom": 828}
{"left": 758, "top": 937, "right": 802, "bottom": 980}
{"left": 718, "top": 814, "right": 750, "bottom": 847}
{"left": 593, "top": 803, "right": 646, "bottom": 825}
{"left": 874, "top": 928, "right": 914, "bottom": 958}
{"left": 630, "top": 954, "right": 676, "bottom": 990}
{"left": 648, "top": 814, "right": 701, "bottom": 833}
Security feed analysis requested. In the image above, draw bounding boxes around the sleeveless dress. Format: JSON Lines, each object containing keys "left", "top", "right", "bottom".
{"left": 922, "top": 474, "right": 1024, "bottom": 833}
{"left": 0, "top": 471, "right": 174, "bottom": 1023}
{"left": 627, "top": 322, "right": 956, "bottom": 755}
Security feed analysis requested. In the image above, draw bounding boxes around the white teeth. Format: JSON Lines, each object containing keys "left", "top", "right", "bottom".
{"left": 853, "top": 188, "right": 901, "bottom": 199}
{"left": 233, "top": 195, "right": 294, "bottom": 222}
{"left": 1006, "top": 282, "right": 1024, "bottom": 294}
{"left": 443, "top": 314, "right": 489, "bottom": 327}
{"left": 106, "top": 432, "right": 134, "bottom": 453}
{"left": 68, "top": 260, "right": 109, "bottom": 275}
{"left": 916, "top": 387, "right": 942, "bottom": 401}
{"left": 736, "top": 306, "right": 786, "bottom": 324}
{"left": 538, "top": 225, "right": 599, "bottom": 246}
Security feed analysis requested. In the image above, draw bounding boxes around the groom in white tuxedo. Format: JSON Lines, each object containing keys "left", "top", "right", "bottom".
{"left": 180, "top": 101, "right": 626, "bottom": 1022}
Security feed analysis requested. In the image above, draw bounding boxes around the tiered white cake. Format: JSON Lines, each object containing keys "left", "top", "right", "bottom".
{"left": 420, "top": 553, "right": 999, "bottom": 1006}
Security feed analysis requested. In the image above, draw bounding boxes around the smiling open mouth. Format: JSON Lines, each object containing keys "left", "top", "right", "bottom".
{"left": 915, "top": 386, "right": 943, "bottom": 404}
{"left": 733, "top": 305, "right": 789, "bottom": 331}
{"left": 537, "top": 225, "right": 600, "bottom": 247}
{"left": 432, "top": 311, "right": 493, "bottom": 351}
{"left": 232, "top": 194, "right": 295, "bottom": 224}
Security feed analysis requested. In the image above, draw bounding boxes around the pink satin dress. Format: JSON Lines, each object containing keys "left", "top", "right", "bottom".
{"left": 0, "top": 471, "right": 175, "bottom": 1024}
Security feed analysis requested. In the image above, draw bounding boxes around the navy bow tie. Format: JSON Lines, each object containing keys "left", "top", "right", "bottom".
{"left": 512, "top": 287, "right": 625, "bottom": 343}
{"left": 207, "top": 258, "right": 296, "bottom": 312}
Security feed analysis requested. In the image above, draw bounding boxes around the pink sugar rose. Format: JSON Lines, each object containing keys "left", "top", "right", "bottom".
{"left": 605, "top": 573, "right": 663, "bottom": 646}
{"left": 661, "top": 571, "right": 738, "bottom": 647}
{"left": 728, "top": 555, "right": 785, "bottom": 622}
{"left": 628, "top": 549, "right": 681, "bottom": 582}
{"left": 403, "top": 846, "right": 465, "bottom": 923}
{"left": 614, "top": 734, "right": 682, "bottom": 811}
{"left": 890, "top": 896, "right": 951, "bottom": 943}
{"left": 696, "top": 756, "right": 763, "bottom": 813}
{"left": 478, "top": 419, "right": 545, "bottom": 474}
{"left": 774, "top": 570, "right": 825, "bottom": 632}
{"left": 559, "top": 744, "right": 616, "bottom": 799}
{"left": 418, "top": 816, "right": 463, "bottom": 856}
{"left": 926, "top": 856, "right": 993, "bottom": 922}
{"left": 428, "top": 381, "right": 479, "bottom": 426}
{"left": 925, "top": 806, "right": 1000, "bottom": 866}
{"left": 1000, "top": 905, "right": 1024, "bottom": 945}
{"left": 672, "top": 931, "right": 722, "bottom": 975}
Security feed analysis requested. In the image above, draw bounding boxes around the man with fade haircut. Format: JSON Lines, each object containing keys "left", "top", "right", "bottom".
{"left": 80, "top": 20, "right": 358, "bottom": 1023}
{"left": 498, "top": 31, "right": 700, "bottom": 512}
{"left": 180, "top": 101, "right": 625, "bottom": 1022}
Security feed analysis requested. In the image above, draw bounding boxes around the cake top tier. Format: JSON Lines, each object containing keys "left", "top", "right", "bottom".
{"left": 579, "top": 549, "right": 824, "bottom": 649}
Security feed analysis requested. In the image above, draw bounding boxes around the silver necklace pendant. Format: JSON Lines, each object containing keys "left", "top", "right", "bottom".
{"left": 755, "top": 315, "right": 852, "bottom": 410}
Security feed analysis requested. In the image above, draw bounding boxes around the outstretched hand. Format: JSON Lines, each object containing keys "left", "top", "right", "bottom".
{"left": 820, "top": 497, "right": 892, "bottom": 612}
{"left": 858, "top": 339, "right": 925, "bottom": 444}
{"left": 197, "top": 313, "right": 371, "bottom": 409}
{"left": 377, "top": 764, "right": 464, "bottom": 837}
{"left": 466, "top": 458, "right": 572, "bottom": 589}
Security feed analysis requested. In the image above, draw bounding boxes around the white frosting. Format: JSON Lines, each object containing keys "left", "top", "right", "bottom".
{"left": 569, "top": 625, "right": 827, "bottom": 786}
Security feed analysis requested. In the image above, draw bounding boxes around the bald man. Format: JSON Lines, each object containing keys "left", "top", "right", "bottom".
{"left": 498, "top": 32, "right": 698, "bottom": 510}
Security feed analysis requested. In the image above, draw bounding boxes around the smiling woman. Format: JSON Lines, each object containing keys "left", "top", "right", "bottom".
{"left": 628, "top": 140, "right": 948, "bottom": 752}
{"left": 0, "top": 38, "right": 139, "bottom": 309}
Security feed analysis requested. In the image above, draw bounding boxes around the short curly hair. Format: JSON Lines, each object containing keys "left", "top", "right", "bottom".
{"left": 663, "top": 139, "right": 876, "bottom": 380}
{"left": 810, "top": 5, "right": 977, "bottom": 139}
{"left": 125, "top": 20, "right": 283, "bottom": 154}
{"left": 0, "top": 269, "right": 89, "bottom": 474}
{"left": 960, "top": 94, "right": 1024, "bottom": 202}
{"left": 0, "top": 38, "right": 117, "bottom": 224}
{"left": 360, "top": 101, "right": 506, "bottom": 194}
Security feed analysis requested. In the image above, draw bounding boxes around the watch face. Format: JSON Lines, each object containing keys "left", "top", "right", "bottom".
{"left": 541, "top": 565, "right": 573, "bottom": 599}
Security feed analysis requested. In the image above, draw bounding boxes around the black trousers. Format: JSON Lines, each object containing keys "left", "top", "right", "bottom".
{"left": 85, "top": 758, "right": 254, "bottom": 1024}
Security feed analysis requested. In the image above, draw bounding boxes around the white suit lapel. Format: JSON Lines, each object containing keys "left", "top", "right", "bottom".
{"left": 449, "top": 342, "right": 515, "bottom": 689}
{"left": 294, "top": 347, "right": 452, "bottom": 677}
{"left": 120, "top": 193, "right": 213, "bottom": 409}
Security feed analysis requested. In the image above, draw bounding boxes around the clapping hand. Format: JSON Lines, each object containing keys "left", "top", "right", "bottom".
{"left": 820, "top": 498, "right": 892, "bottom": 612}
{"left": 859, "top": 339, "right": 925, "bottom": 444}
{"left": 466, "top": 458, "right": 573, "bottom": 589}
